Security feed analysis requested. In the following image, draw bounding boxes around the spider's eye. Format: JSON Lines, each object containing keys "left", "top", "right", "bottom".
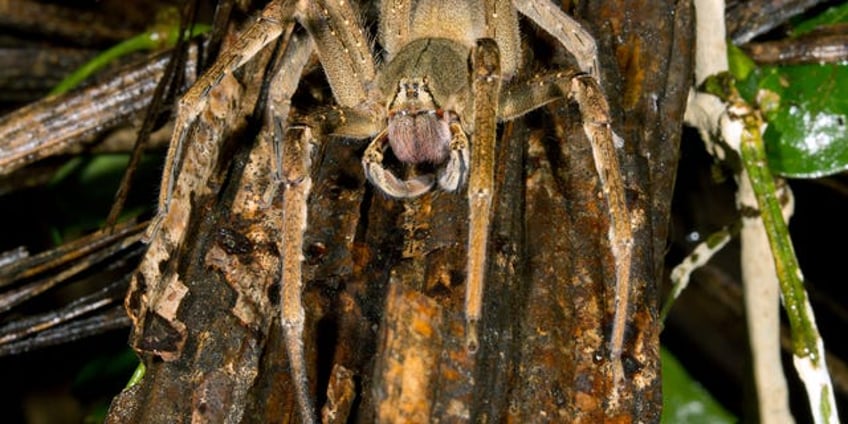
{"left": 405, "top": 83, "right": 419, "bottom": 98}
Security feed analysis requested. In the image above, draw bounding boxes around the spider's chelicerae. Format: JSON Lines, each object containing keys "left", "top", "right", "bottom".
{"left": 146, "top": 0, "right": 633, "bottom": 420}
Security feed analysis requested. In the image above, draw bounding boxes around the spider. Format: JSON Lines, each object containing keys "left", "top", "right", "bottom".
{"left": 139, "top": 0, "right": 633, "bottom": 421}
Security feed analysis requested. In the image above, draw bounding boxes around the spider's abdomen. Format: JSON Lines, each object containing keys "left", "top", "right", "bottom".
{"left": 387, "top": 110, "right": 451, "bottom": 164}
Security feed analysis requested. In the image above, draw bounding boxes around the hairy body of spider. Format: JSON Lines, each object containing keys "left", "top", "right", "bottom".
{"left": 140, "top": 0, "right": 633, "bottom": 421}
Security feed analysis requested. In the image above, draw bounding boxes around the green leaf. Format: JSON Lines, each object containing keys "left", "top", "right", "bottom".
{"left": 661, "top": 347, "right": 737, "bottom": 424}
{"left": 74, "top": 348, "right": 139, "bottom": 388}
{"left": 726, "top": 44, "right": 761, "bottom": 104}
{"left": 757, "top": 64, "right": 848, "bottom": 178}
{"left": 50, "top": 8, "right": 210, "bottom": 96}
{"left": 728, "top": 43, "right": 756, "bottom": 81}
{"left": 791, "top": 2, "right": 848, "bottom": 36}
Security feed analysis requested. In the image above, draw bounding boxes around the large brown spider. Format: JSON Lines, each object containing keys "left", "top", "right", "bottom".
{"left": 134, "top": 0, "right": 633, "bottom": 421}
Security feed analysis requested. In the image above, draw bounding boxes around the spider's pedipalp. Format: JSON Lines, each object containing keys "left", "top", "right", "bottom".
{"left": 436, "top": 123, "right": 470, "bottom": 192}
{"left": 362, "top": 130, "right": 437, "bottom": 198}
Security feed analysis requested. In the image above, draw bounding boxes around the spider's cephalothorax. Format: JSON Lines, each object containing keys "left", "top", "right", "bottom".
{"left": 140, "top": 0, "right": 632, "bottom": 421}
{"left": 369, "top": 37, "right": 476, "bottom": 197}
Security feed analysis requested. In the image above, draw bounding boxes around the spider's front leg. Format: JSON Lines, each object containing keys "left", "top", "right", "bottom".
{"left": 567, "top": 73, "right": 632, "bottom": 393}
{"left": 513, "top": 0, "right": 602, "bottom": 81}
{"left": 465, "top": 39, "right": 502, "bottom": 352}
{"left": 137, "top": 0, "right": 375, "bottom": 420}
{"left": 282, "top": 0, "right": 378, "bottom": 422}
{"left": 130, "top": 0, "right": 301, "bottom": 369}
{"left": 503, "top": 67, "right": 632, "bottom": 390}
{"left": 509, "top": 0, "right": 633, "bottom": 395}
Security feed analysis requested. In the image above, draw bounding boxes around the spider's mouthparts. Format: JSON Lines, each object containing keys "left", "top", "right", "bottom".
{"left": 387, "top": 109, "right": 452, "bottom": 164}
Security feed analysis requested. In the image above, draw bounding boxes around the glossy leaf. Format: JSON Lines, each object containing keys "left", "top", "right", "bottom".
{"left": 757, "top": 64, "right": 848, "bottom": 178}
{"left": 661, "top": 347, "right": 736, "bottom": 424}
{"left": 728, "top": 43, "right": 756, "bottom": 82}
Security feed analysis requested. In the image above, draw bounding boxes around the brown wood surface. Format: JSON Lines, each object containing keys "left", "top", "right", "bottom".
{"left": 106, "top": 0, "right": 695, "bottom": 422}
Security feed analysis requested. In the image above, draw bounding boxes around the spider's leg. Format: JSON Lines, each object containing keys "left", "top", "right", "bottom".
{"left": 362, "top": 129, "right": 435, "bottom": 198}
{"left": 298, "top": 0, "right": 376, "bottom": 109}
{"left": 265, "top": 31, "right": 318, "bottom": 423}
{"left": 265, "top": 31, "right": 315, "bottom": 204}
{"left": 483, "top": 0, "right": 521, "bottom": 78}
{"left": 144, "top": 0, "right": 293, "bottom": 242}
{"left": 501, "top": 69, "right": 633, "bottom": 394}
{"left": 513, "top": 0, "right": 602, "bottom": 81}
{"left": 465, "top": 38, "right": 502, "bottom": 352}
{"left": 379, "top": 0, "right": 412, "bottom": 57}
{"left": 277, "top": 125, "right": 316, "bottom": 424}
{"left": 436, "top": 122, "right": 470, "bottom": 191}
{"left": 568, "top": 73, "right": 632, "bottom": 393}
{"left": 275, "top": 1, "right": 380, "bottom": 418}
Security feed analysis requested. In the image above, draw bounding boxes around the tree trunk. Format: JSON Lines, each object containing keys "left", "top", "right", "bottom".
{"left": 106, "top": 0, "right": 695, "bottom": 422}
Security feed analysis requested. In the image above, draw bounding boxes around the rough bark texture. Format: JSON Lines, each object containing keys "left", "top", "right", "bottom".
{"left": 106, "top": 0, "right": 695, "bottom": 422}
